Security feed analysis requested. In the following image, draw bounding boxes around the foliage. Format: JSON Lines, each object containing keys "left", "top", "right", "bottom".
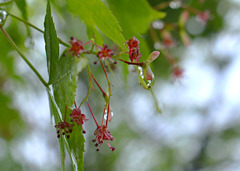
{"left": 0, "top": 0, "right": 232, "bottom": 171}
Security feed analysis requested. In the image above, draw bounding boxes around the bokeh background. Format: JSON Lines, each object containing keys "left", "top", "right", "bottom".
{"left": 1, "top": 0, "right": 240, "bottom": 170}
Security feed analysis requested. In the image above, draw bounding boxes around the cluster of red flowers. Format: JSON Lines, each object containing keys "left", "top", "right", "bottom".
{"left": 68, "top": 34, "right": 143, "bottom": 65}
{"left": 55, "top": 100, "right": 115, "bottom": 151}
{"left": 54, "top": 35, "right": 181, "bottom": 151}
{"left": 55, "top": 36, "right": 145, "bottom": 151}
{"left": 125, "top": 36, "right": 141, "bottom": 62}
{"left": 54, "top": 102, "right": 88, "bottom": 139}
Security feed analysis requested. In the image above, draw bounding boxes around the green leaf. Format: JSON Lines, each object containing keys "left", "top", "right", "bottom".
{"left": 44, "top": 2, "right": 87, "bottom": 170}
{"left": 52, "top": 52, "right": 88, "bottom": 171}
{"left": 107, "top": 0, "right": 165, "bottom": 34}
{"left": 0, "top": 92, "right": 23, "bottom": 140}
{"left": 15, "top": 0, "right": 27, "bottom": 20}
{"left": 44, "top": 1, "right": 59, "bottom": 84}
{"left": 15, "top": 0, "right": 32, "bottom": 38}
{"left": 48, "top": 91, "right": 65, "bottom": 170}
{"left": 106, "top": 0, "right": 164, "bottom": 83}
{"left": 66, "top": 0, "right": 126, "bottom": 47}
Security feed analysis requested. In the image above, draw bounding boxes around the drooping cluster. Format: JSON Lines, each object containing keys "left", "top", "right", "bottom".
{"left": 96, "top": 44, "right": 114, "bottom": 60}
{"left": 55, "top": 121, "right": 74, "bottom": 139}
{"left": 69, "top": 101, "right": 89, "bottom": 134}
{"left": 87, "top": 101, "right": 115, "bottom": 151}
{"left": 68, "top": 37, "right": 91, "bottom": 57}
{"left": 55, "top": 103, "right": 88, "bottom": 138}
{"left": 55, "top": 35, "right": 165, "bottom": 151}
{"left": 92, "top": 125, "right": 115, "bottom": 151}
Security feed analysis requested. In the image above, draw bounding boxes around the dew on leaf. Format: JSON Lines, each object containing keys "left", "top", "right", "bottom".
{"left": 137, "top": 66, "right": 155, "bottom": 90}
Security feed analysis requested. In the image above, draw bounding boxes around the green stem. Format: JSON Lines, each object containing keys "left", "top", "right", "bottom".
{"left": 106, "top": 62, "right": 121, "bottom": 87}
{"left": 154, "top": 2, "right": 170, "bottom": 10}
{"left": 150, "top": 88, "right": 162, "bottom": 114}
{"left": 78, "top": 64, "right": 92, "bottom": 108}
{"left": 8, "top": 13, "right": 70, "bottom": 47}
{"left": 106, "top": 102, "right": 110, "bottom": 127}
{"left": 0, "top": 26, "right": 49, "bottom": 88}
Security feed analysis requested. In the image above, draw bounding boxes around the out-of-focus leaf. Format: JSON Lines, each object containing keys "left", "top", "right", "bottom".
{"left": 15, "top": 0, "right": 27, "bottom": 20}
{"left": 107, "top": 0, "right": 165, "bottom": 34}
{"left": 0, "top": 92, "right": 23, "bottom": 140}
{"left": 66, "top": 0, "right": 126, "bottom": 47}
{"left": 44, "top": 1, "right": 59, "bottom": 84}
{"left": 106, "top": 0, "right": 164, "bottom": 85}
{"left": 15, "top": 0, "right": 32, "bottom": 38}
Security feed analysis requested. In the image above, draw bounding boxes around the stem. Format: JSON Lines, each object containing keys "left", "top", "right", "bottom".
{"left": 154, "top": 2, "right": 170, "bottom": 10}
{"left": 150, "top": 88, "right": 162, "bottom": 114}
{"left": 106, "top": 62, "right": 121, "bottom": 87}
{"left": 74, "top": 101, "right": 77, "bottom": 108}
{"left": 181, "top": 4, "right": 201, "bottom": 15}
{"left": 87, "top": 101, "right": 98, "bottom": 126}
{"left": 118, "top": 58, "right": 143, "bottom": 66}
{"left": 99, "top": 59, "right": 111, "bottom": 87}
{"left": 79, "top": 65, "right": 92, "bottom": 108}
{"left": 149, "top": 25, "right": 160, "bottom": 43}
{"left": 91, "top": 72, "right": 107, "bottom": 97}
{"left": 8, "top": 13, "right": 70, "bottom": 47}
{"left": 0, "top": 26, "right": 49, "bottom": 88}
{"left": 106, "top": 102, "right": 110, "bottom": 127}
{"left": 99, "top": 59, "right": 112, "bottom": 105}
{"left": 101, "top": 107, "right": 106, "bottom": 126}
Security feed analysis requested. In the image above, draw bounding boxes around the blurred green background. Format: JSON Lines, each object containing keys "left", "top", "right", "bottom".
{"left": 1, "top": 0, "right": 240, "bottom": 170}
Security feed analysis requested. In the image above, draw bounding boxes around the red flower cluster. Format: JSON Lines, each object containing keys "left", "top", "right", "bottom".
{"left": 55, "top": 121, "right": 74, "bottom": 139}
{"left": 69, "top": 37, "right": 90, "bottom": 57}
{"left": 54, "top": 106, "right": 75, "bottom": 139}
{"left": 87, "top": 101, "right": 115, "bottom": 151}
{"left": 69, "top": 101, "right": 89, "bottom": 134}
{"left": 97, "top": 44, "right": 114, "bottom": 60}
{"left": 92, "top": 125, "right": 115, "bottom": 151}
{"left": 125, "top": 36, "right": 141, "bottom": 62}
{"left": 55, "top": 102, "right": 88, "bottom": 138}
